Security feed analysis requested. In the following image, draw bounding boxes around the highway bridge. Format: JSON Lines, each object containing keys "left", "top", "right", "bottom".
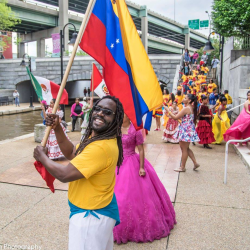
{"left": 7, "top": 0, "right": 208, "bottom": 56}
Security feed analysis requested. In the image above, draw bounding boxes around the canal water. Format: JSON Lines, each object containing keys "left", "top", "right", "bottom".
{"left": 0, "top": 107, "right": 71, "bottom": 141}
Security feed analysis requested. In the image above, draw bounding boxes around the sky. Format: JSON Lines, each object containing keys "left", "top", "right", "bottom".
{"left": 134, "top": 0, "right": 213, "bottom": 36}
{"left": 15, "top": 0, "right": 213, "bottom": 57}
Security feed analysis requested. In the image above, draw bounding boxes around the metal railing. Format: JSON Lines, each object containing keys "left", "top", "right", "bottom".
{"left": 224, "top": 137, "right": 250, "bottom": 184}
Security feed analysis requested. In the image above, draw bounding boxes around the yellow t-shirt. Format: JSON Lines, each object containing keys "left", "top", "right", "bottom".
{"left": 207, "top": 83, "right": 217, "bottom": 93}
{"left": 190, "top": 86, "right": 197, "bottom": 95}
{"left": 192, "top": 70, "right": 198, "bottom": 77}
{"left": 182, "top": 75, "right": 188, "bottom": 82}
{"left": 198, "top": 75, "right": 203, "bottom": 81}
{"left": 195, "top": 80, "right": 201, "bottom": 92}
{"left": 163, "top": 94, "right": 170, "bottom": 105}
{"left": 201, "top": 75, "right": 207, "bottom": 82}
{"left": 69, "top": 138, "right": 118, "bottom": 210}
{"left": 204, "top": 67, "right": 209, "bottom": 73}
{"left": 175, "top": 95, "right": 183, "bottom": 105}
{"left": 225, "top": 94, "right": 233, "bottom": 104}
{"left": 177, "top": 85, "right": 182, "bottom": 91}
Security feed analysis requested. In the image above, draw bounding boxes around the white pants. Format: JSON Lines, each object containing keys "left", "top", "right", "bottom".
{"left": 68, "top": 213, "right": 116, "bottom": 250}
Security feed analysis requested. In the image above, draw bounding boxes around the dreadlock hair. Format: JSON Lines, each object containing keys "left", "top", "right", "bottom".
{"left": 75, "top": 95, "right": 124, "bottom": 174}
{"left": 187, "top": 94, "right": 198, "bottom": 125}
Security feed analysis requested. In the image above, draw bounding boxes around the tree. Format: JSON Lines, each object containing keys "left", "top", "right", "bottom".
{"left": 0, "top": 0, "right": 21, "bottom": 51}
{"left": 212, "top": 0, "right": 250, "bottom": 37}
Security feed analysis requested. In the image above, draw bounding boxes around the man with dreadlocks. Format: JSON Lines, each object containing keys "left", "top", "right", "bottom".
{"left": 33, "top": 96, "right": 124, "bottom": 250}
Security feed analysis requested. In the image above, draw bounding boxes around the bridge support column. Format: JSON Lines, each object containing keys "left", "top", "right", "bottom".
{"left": 37, "top": 39, "right": 45, "bottom": 58}
{"left": 184, "top": 26, "right": 190, "bottom": 50}
{"left": 59, "top": 0, "right": 69, "bottom": 52}
{"left": 18, "top": 42, "right": 25, "bottom": 58}
{"left": 140, "top": 6, "right": 148, "bottom": 53}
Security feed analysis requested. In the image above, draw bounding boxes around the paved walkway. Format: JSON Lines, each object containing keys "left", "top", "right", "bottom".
{"left": 0, "top": 103, "right": 41, "bottom": 115}
{"left": 0, "top": 124, "right": 250, "bottom": 250}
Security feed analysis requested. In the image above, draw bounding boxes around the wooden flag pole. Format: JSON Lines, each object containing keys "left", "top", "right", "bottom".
{"left": 41, "top": 0, "right": 96, "bottom": 147}
{"left": 91, "top": 63, "right": 94, "bottom": 98}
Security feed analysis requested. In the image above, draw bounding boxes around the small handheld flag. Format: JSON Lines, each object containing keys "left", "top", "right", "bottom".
{"left": 26, "top": 67, "right": 68, "bottom": 105}
{"left": 91, "top": 64, "right": 110, "bottom": 98}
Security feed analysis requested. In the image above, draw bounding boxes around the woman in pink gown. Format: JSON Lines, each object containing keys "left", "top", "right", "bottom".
{"left": 224, "top": 91, "right": 250, "bottom": 142}
{"left": 113, "top": 115, "right": 176, "bottom": 244}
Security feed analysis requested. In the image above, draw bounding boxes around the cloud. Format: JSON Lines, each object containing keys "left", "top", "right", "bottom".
{"left": 132, "top": 0, "right": 213, "bottom": 36}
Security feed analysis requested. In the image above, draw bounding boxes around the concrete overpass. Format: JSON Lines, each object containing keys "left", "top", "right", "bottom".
{"left": 7, "top": 0, "right": 208, "bottom": 56}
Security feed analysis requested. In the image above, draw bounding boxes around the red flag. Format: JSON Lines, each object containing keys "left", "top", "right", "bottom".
{"left": 34, "top": 161, "right": 55, "bottom": 193}
{"left": 91, "top": 64, "right": 110, "bottom": 97}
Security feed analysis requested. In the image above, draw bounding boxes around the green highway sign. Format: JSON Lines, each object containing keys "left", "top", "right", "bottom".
{"left": 188, "top": 19, "right": 200, "bottom": 30}
{"left": 200, "top": 20, "right": 209, "bottom": 28}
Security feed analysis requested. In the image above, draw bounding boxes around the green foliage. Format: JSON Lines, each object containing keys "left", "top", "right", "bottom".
{"left": 0, "top": 0, "right": 21, "bottom": 31}
{"left": 76, "top": 50, "right": 88, "bottom": 56}
{"left": 0, "top": 35, "right": 11, "bottom": 51}
{"left": 13, "top": 36, "right": 22, "bottom": 46}
{"left": 0, "top": 0, "right": 21, "bottom": 52}
{"left": 64, "top": 49, "right": 88, "bottom": 57}
{"left": 212, "top": 0, "right": 250, "bottom": 37}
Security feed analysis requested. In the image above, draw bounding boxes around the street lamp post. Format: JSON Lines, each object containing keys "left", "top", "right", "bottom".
{"left": 205, "top": 11, "right": 211, "bottom": 34}
{"left": 60, "top": 23, "right": 78, "bottom": 120}
{"left": 203, "top": 32, "right": 225, "bottom": 91}
{"left": 20, "top": 53, "right": 33, "bottom": 107}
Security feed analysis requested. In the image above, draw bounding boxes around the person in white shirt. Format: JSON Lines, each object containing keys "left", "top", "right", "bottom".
{"left": 211, "top": 56, "right": 220, "bottom": 79}
{"left": 200, "top": 51, "right": 208, "bottom": 66}
{"left": 13, "top": 90, "right": 20, "bottom": 107}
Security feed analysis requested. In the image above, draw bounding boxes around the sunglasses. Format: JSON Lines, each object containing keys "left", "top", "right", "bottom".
{"left": 93, "top": 106, "right": 115, "bottom": 116}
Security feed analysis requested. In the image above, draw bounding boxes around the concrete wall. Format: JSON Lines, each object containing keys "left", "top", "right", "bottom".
{"left": 222, "top": 37, "right": 250, "bottom": 117}
{"left": 231, "top": 50, "right": 250, "bottom": 63}
{"left": 222, "top": 37, "right": 234, "bottom": 92}
{"left": 0, "top": 55, "right": 181, "bottom": 101}
{"left": 231, "top": 88, "right": 250, "bottom": 122}
{"left": 226, "top": 56, "right": 250, "bottom": 115}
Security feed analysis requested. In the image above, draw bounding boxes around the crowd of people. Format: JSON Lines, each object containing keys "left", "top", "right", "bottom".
{"left": 35, "top": 95, "right": 177, "bottom": 250}
{"left": 154, "top": 51, "right": 250, "bottom": 172}
{"left": 33, "top": 53, "right": 250, "bottom": 249}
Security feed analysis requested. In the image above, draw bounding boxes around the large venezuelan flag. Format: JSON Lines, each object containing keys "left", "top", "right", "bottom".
{"left": 80, "top": 0, "right": 162, "bottom": 128}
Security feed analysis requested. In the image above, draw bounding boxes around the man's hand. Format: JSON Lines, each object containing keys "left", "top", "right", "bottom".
{"left": 34, "top": 146, "right": 48, "bottom": 162}
{"left": 45, "top": 114, "right": 60, "bottom": 130}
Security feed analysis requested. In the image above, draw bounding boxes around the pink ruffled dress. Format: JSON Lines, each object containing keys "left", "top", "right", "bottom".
{"left": 224, "top": 104, "right": 250, "bottom": 141}
{"left": 113, "top": 124, "right": 176, "bottom": 244}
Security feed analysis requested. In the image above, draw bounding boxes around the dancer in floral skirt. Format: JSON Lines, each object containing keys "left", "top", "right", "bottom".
{"left": 162, "top": 101, "right": 180, "bottom": 143}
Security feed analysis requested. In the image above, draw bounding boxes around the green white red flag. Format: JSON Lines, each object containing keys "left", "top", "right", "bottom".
{"left": 26, "top": 67, "right": 68, "bottom": 104}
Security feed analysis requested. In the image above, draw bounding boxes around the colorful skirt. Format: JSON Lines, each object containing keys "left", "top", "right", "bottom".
{"left": 45, "top": 123, "right": 70, "bottom": 159}
{"left": 162, "top": 118, "right": 179, "bottom": 143}
{"left": 173, "top": 123, "right": 200, "bottom": 143}
{"left": 113, "top": 153, "right": 176, "bottom": 244}
{"left": 224, "top": 108, "right": 250, "bottom": 142}
{"left": 196, "top": 120, "right": 215, "bottom": 144}
{"left": 154, "top": 111, "right": 163, "bottom": 118}
{"left": 212, "top": 111, "right": 230, "bottom": 144}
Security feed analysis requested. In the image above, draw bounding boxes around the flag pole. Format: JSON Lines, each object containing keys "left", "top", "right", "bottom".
{"left": 91, "top": 63, "right": 94, "bottom": 98}
{"left": 41, "top": 0, "right": 96, "bottom": 147}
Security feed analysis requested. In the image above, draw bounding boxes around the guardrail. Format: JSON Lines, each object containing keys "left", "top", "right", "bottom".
{"left": 224, "top": 137, "right": 250, "bottom": 184}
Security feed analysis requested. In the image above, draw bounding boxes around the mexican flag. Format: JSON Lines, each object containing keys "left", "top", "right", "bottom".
{"left": 91, "top": 64, "right": 109, "bottom": 98}
{"left": 26, "top": 67, "right": 68, "bottom": 104}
